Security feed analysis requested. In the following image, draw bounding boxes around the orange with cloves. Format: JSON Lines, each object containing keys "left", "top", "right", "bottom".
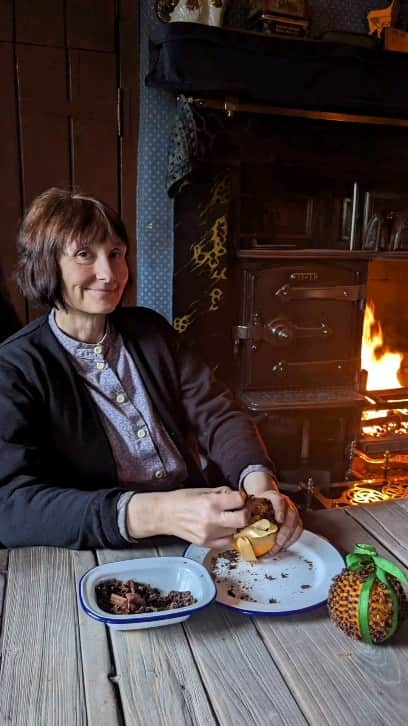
{"left": 231, "top": 496, "right": 279, "bottom": 561}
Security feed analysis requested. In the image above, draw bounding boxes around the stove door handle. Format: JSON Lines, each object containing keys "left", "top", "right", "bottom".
{"left": 275, "top": 283, "right": 366, "bottom": 302}
{"left": 233, "top": 319, "right": 332, "bottom": 347}
{"left": 267, "top": 318, "right": 332, "bottom": 343}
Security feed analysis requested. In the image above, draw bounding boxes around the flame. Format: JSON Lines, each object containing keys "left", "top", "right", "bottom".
{"left": 360, "top": 300, "right": 408, "bottom": 436}
{"left": 361, "top": 300, "right": 403, "bottom": 391}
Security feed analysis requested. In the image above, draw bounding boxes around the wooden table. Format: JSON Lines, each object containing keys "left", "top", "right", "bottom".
{"left": 1, "top": 500, "right": 408, "bottom": 726}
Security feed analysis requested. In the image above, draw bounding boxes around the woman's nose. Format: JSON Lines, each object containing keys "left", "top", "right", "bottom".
{"left": 95, "top": 254, "right": 114, "bottom": 281}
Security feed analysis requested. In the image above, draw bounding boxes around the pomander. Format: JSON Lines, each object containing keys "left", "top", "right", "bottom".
{"left": 328, "top": 544, "right": 408, "bottom": 644}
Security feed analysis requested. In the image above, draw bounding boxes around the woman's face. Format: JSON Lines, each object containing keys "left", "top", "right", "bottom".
{"left": 58, "top": 237, "right": 129, "bottom": 316}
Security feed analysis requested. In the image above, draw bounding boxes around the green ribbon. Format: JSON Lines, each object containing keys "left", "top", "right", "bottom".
{"left": 346, "top": 544, "right": 408, "bottom": 643}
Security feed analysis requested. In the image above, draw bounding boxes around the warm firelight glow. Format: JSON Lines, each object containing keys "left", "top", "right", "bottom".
{"left": 360, "top": 300, "right": 408, "bottom": 438}
{"left": 361, "top": 300, "right": 403, "bottom": 391}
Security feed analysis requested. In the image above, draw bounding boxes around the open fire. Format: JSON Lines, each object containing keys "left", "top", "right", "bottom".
{"left": 361, "top": 301, "right": 403, "bottom": 392}
{"left": 340, "top": 298, "right": 408, "bottom": 500}
{"left": 313, "top": 303, "right": 408, "bottom": 508}
{"left": 360, "top": 300, "right": 408, "bottom": 441}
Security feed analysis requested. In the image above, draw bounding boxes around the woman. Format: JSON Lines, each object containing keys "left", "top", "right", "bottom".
{"left": 0, "top": 188, "right": 302, "bottom": 550}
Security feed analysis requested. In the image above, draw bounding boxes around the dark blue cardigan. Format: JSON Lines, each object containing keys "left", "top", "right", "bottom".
{"left": 0, "top": 307, "right": 271, "bottom": 548}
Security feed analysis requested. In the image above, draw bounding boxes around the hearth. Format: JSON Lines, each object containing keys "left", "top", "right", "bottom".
{"left": 288, "top": 326, "right": 408, "bottom": 509}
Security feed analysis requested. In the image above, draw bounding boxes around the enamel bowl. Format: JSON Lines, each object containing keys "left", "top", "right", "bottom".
{"left": 78, "top": 556, "right": 216, "bottom": 630}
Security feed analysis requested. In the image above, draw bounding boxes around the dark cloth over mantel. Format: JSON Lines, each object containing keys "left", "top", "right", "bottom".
{"left": 146, "top": 22, "right": 408, "bottom": 118}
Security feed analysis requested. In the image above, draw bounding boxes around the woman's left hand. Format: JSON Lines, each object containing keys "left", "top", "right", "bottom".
{"left": 243, "top": 472, "right": 303, "bottom": 553}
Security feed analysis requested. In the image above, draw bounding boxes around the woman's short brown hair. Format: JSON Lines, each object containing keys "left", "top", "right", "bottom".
{"left": 16, "top": 187, "right": 129, "bottom": 309}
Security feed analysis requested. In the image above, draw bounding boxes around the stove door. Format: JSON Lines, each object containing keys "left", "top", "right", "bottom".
{"left": 238, "top": 262, "right": 366, "bottom": 390}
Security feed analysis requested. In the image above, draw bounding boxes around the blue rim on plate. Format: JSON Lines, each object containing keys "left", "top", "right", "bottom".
{"left": 184, "top": 530, "right": 345, "bottom": 617}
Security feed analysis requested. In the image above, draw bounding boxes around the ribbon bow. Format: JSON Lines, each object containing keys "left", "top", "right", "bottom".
{"left": 346, "top": 544, "right": 408, "bottom": 643}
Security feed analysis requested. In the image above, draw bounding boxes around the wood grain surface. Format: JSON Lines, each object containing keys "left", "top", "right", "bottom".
{"left": 1, "top": 505, "right": 408, "bottom": 725}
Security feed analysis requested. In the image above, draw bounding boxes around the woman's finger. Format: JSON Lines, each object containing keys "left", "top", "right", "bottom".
{"left": 273, "top": 499, "right": 301, "bottom": 547}
{"left": 210, "top": 490, "right": 247, "bottom": 513}
{"left": 266, "top": 490, "right": 288, "bottom": 524}
{"left": 219, "top": 507, "right": 250, "bottom": 531}
{"left": 282, "top": 524, "right": 304, "bottom": 551}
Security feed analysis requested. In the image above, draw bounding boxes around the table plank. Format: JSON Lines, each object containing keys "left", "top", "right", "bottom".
{"left": 252, "top": 508, "right": 408, "bottom": 726}
{"left": 345, "top": 501, "right": 408, "bottom": 568}
{"left": 0, "top": 547, "right": 87, "bottom": 726}
{"left": 0, "top": 550, "right": 8, "bottom": 570}
{"left": 160, "top": 541, "right": 307, "bottom": 725}
{"left": 103, "top": 542, "right": 307, "bottom": 725}
{"left": 158, "top": 543, "right": 307, "bottom": 725}
{"left": 97, "top": 545, "right": 216, "bottom": 726}
{"left": 184, "top": 607, "right": 307, "bottom": 726}
{"left": 0, "top": 550, "right": 7, "bottom": 626}
{"left": 0, "top": 549, "right": 9, "bottom": 681}
{"left": 73, "top": 550, "right": 121, "bottom": 726}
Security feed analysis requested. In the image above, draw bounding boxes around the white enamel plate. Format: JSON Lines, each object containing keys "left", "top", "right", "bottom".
{"left": 184, "top": 530, "right": 344, "bottom": 616}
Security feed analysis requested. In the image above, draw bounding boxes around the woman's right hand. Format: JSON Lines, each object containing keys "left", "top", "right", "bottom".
{"left": 126, "top": 486, "right": 250, "bottom": 549}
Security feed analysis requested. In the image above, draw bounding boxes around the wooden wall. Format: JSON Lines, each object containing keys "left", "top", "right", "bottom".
{"left": 0, "top": 0, "right": 139, "bottom": 331}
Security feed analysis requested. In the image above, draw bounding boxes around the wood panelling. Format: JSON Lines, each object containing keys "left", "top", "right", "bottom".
{"left": 67, "top": 0, "right": 115, "bottom": 52}
{"left": 0, "top": 42, "right": 24, "bottom": 324}
{"left": 15, "top": 0, "right": 116, "bottom": 50}
{"left": 0, "top": 0, "right": 13, "bottom": 41}
{"left": 15, "top": 0, "right": 65, "bottom": 46}
{"left": 70, "top": 50, "right": 118, "bottom": 206}
{"left": 0, "top": 0, "right": 139, "bottom": 324}
{"left": 17, "top": 45, "right": 70, "bottom": 204}
{"left": 118, "top": 0, "right": 139, "bottom": 306}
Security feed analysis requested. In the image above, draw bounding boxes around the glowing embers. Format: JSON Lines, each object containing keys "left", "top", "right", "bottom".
{"left": 361, "top": 408, "right": 408, "bottom": 440}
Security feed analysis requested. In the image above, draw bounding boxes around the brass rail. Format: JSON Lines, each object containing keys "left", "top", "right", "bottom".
{"left": 184, "top": 95, "right": 408, "bottom": 128}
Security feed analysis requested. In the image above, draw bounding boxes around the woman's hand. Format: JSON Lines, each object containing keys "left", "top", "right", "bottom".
{"left": 243, "top": 471, "right": 303, "bottom": 553}
{"left": 126, "top": 486, "right": 250, "bottom": 549}
{"left": 126, "top": 476, "right": 302, "bottom": 552}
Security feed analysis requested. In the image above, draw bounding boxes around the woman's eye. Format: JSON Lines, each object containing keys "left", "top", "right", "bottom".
{"left": 76, "top": 250, "right": 92, "bottom": 260}
{"left": 110, "top": 249, "right": 124, "bottom": 259}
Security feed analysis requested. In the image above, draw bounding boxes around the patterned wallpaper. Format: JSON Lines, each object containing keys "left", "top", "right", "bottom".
{"left": 136, "top": 0, "right": 176, "bottom": 322}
